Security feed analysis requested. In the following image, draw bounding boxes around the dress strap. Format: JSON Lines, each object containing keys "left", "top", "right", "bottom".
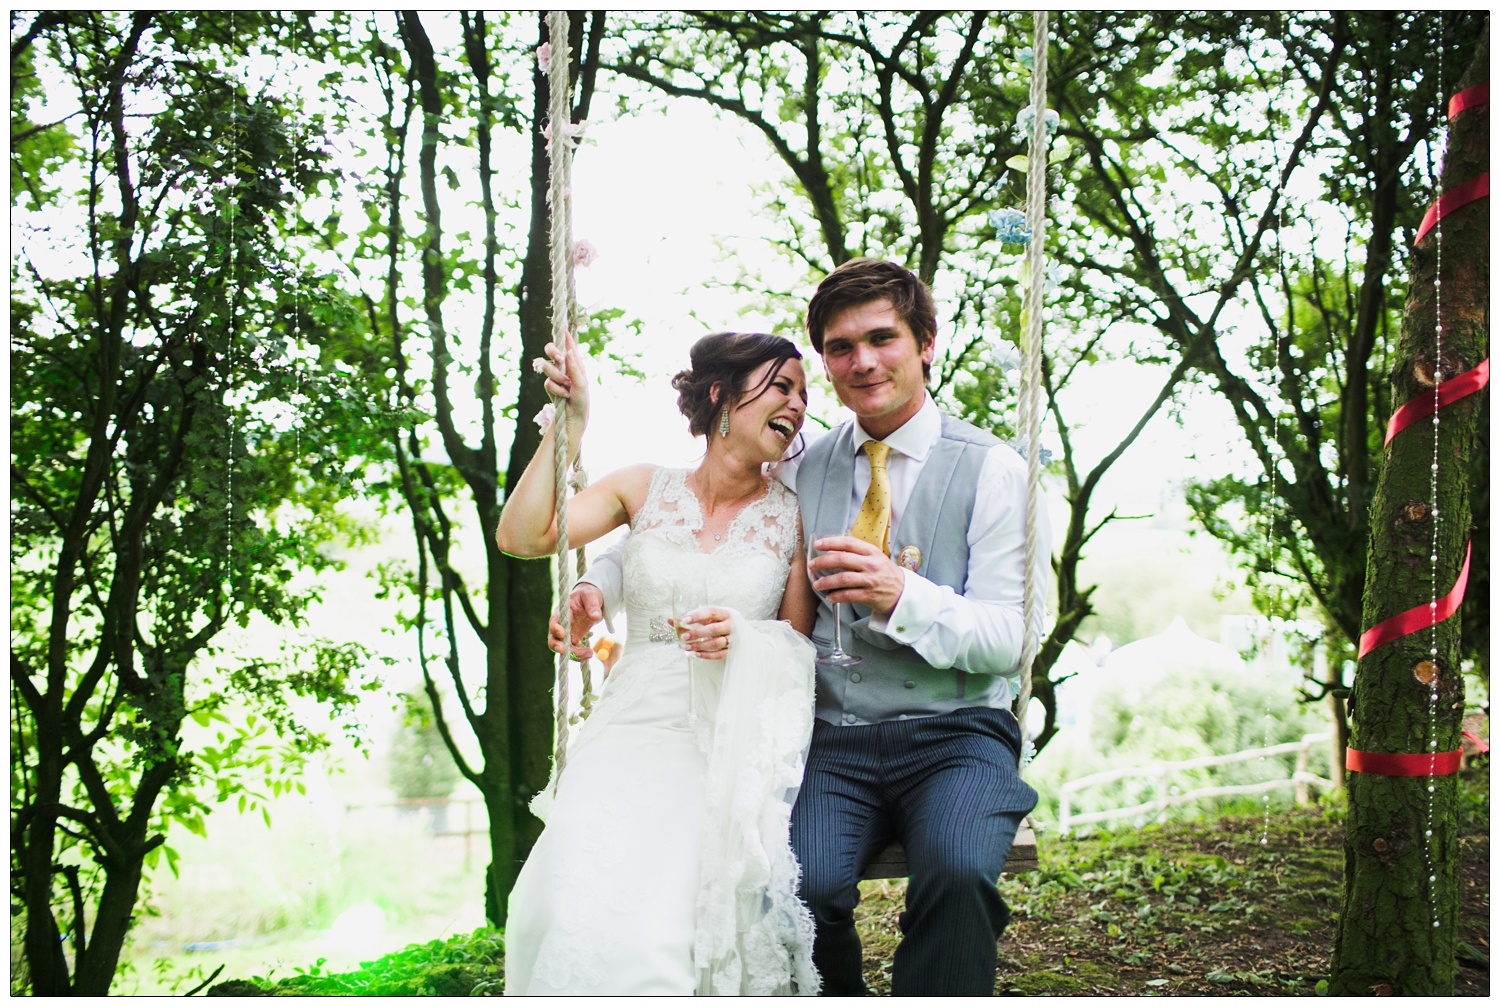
{"left": 633, "top": 467, "right": 699, "bottom": 535}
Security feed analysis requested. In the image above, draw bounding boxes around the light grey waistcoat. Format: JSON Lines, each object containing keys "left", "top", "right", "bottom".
{"left": 798, "top": 413, "right": 1010, "bottom": 726}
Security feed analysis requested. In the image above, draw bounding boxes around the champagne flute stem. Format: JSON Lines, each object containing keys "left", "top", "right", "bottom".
{"left": 687, "top": 643, "right": 696, "bottom": 726}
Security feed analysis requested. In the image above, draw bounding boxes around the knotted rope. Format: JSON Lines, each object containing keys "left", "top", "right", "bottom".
{"left": 1014, "top": 10, "right": 1051, "bottom": 763}
{"left": 544, "top": 10, "right": 594, "bottom": 786}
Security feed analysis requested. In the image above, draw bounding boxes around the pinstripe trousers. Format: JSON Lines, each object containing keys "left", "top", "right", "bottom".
{"left": 790, "top": 706, "right": 1038, "bottom": 996}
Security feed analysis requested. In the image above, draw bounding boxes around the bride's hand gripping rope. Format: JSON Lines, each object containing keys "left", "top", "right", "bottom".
{"left": 531, "top": 330, "right": 590, "bottom": 437}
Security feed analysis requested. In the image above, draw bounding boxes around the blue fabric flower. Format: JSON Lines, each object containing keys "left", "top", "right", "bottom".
{"left": 991, "top": 341, "right": 1021, "bottom": 373}
{"left": 989, "top": 207, "right": 1031, "bottom": 246}
{"left": 1008, "top": 438, "right": 1054, "bottom": 466}
{"left": 1016, "top": 47, "right": 1034, "bottom": 70}
{"left": 1043, "top": 263, "right": 1062, "bottom": 295}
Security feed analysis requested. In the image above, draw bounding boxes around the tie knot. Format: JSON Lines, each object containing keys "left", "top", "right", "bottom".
{"left": 864, "top": 440, "right": 891, "bottom": 469}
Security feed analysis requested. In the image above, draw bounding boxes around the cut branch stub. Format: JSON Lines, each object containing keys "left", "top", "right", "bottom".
{"left": 1399, "top": 501, "right": 1435, "bottom": 523}
{"left": 1411, "top": 351, "right": 1465, "bottom": 387}
{"left": 1412, "top": 659, "right": 1441, "bottom": 685}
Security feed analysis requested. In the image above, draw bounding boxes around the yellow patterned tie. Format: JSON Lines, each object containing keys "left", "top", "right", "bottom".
{"left": 850, "top": 441, "right": 893, "bottom": 555}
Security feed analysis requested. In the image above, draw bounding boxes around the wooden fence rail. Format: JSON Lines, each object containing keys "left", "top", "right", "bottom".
{"left": 1058, "top": 733, "right": 1335, "bottom": 833}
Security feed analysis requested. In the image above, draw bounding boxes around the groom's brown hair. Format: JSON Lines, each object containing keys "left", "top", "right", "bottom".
{"left": 804, "top": 258, "right": 937, "bottom": 371}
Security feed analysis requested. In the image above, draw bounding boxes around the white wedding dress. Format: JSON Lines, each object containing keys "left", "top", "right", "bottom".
{"left": 504, "top": 467, "right": 819, "bottom": 996}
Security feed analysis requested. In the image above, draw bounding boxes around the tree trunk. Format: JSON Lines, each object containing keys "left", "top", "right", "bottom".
{"left": 1330, "top": 20, "right": 1487, "bottom": 995}
{"left": 17, "top": 708, "right": 69, "bottom": 995}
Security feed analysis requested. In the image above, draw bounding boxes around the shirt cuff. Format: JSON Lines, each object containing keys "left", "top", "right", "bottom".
{"left": 869, "top": 570, "right": 941, "bottom": 643}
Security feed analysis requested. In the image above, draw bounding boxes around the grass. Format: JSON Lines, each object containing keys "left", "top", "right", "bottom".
{"left": 206, "top": 763, "right": 1489, "bottom": 996}
{"left": 858, "top": 814, "right": 1347, "bottom": 995}
{"left": 208, "top": 929, "right": 506, "bottom": 997}
{"left": 860, "top": 761, "right": 1489, "bottom": 996}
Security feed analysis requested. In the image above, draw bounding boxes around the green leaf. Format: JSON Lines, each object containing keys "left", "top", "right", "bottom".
{"left": 1315, "top": 979, "right": 1329, "bottom": 996}
{"left": 1005, "top": 154, "right": 1030, "bottom": 173}
{"left": 1049, "top": 137, "right": 1072, "bottom": 163}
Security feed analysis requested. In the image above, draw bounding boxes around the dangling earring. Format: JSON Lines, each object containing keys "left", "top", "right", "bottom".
{"left": 718, "top": 407, "right": 731, "bottom": 438}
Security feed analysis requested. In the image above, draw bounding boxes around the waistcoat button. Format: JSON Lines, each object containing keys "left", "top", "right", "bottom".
{"left": 842, "top": 713, "right": 857, "bottom": 725}
{"left": 903, "top": 680, "right": 916, "bottom": 689}
{"left": 850, "top": 672, "right": 862, "bottom": 683}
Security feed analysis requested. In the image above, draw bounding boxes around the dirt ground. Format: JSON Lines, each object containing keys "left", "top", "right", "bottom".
{"left": 853, "top": 767, "right": 1490, "bottom": 996}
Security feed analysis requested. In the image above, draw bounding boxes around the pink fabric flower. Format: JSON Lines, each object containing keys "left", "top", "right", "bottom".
{"left": 573, "top": 240, "right": 599, "bottom": 268}
{"left": 535, "top": 42, "right": 551, "bottom": 70}
{"left": 540, "top": 119, "right": 588, "bottom": 145}
{"left": 533, "top": 402, "right": 556, "bottom": 434}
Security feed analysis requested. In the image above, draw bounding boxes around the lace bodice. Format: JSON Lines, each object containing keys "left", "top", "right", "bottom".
{"left": 622, "top": 467, "right": 801, "bottom": 650}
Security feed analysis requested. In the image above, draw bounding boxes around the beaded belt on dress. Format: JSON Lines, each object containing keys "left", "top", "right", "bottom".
{"left": 648, "top": 616, "right": 677, "bottom": 643}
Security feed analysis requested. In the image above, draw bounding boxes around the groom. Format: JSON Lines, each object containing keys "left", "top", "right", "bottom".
{"left": 561, "top": 258, "right": 1045, "bottom": 995}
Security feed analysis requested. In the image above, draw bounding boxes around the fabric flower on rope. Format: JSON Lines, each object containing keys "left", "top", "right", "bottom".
{"left": 533, "top": 402, "right": 556, "bottom": 435}
{"left": 1040, "top": 262, "right": 1063, "bottom": 295}
{"left": 1015, "top": 105, "right": 1060, "bottom": 140}
{"left": 988, "top": 207, "right": 1032, "bottom": 246}
{"left": 572, "top": 239, "right": 599, "bottom": 268}
{"left": 540, "top": 119, "right": 588, "bottom": 147}
{"left": 535, "top": 41, "right": 551, "bottom": 70}
{"left": 1015, "top": 46, "right": 1035, "bottom": 70}
{"left": 991, "top": 341, "right": 1022, "bottom": 374}
{"left": 1008, "top": 438, "right": 1054, "bottom": 466}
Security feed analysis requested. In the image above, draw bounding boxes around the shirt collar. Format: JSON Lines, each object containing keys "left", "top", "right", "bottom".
{"left": 850, "top": 392, "right": 939, "bottom": 462}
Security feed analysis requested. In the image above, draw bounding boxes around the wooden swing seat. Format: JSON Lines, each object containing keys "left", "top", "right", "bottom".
{"left": 861, "top": 823, "right": 1038, "bottom": 880}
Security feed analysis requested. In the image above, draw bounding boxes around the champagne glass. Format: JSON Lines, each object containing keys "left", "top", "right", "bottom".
{"left": 672, "top": 575, "right": 706, "bottom": 724}
{"left": 806, "top": 535, "right": 862, "bottom": 667}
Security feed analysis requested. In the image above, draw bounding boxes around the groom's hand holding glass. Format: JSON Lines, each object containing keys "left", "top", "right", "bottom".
{"left": 805, "top": 535, "right": 907, "bottom": 616}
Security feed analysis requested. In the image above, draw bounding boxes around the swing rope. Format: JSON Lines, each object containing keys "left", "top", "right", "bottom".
{"left": 544, "top": 9, "right": 594, "bottom": 785}
{"left": 1014, "top": 10, "right": 1051, "bottom": 761}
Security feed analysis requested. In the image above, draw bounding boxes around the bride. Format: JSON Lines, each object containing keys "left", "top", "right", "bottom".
{"left": 495, "top": 331, "right": 820, "bottom": 996}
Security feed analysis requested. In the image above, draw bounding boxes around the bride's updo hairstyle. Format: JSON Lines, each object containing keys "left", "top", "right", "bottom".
{"left": 671, "top": 332, "right": 803, "bottom": 437}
